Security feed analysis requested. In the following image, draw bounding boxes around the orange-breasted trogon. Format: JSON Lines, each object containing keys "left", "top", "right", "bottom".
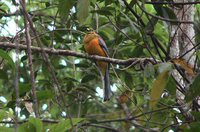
{"left": 83, "top": 31, "right": 111, "bottom": 101}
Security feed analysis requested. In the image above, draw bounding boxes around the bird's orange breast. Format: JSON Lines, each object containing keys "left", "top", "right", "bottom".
{"left": 84, "top": 38, "right": 106, "bottom": 57}
{"left": 84, "top": 37, "right": 108, "bottom": 75}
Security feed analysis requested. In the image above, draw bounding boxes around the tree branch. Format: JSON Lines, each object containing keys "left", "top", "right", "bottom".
{"left": 20, "top": 0, "right": 39, "bottom": 118}
{"left": 0, "top": 42, "right": 157, "bottom": 66}
{"left": 137, "top": 1, "right": 194, "bottom": 24}
{"left": 81, "top": 123, "right": 119, "bottom": 132}
{"left": 145, "top": 1, "right": 200, "bottom": 5}
{"left": 15, "top": 0, "right": 75, "bottom": 121}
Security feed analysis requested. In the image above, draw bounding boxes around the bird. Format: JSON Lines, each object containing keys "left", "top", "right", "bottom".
{"left": 83, "top": 30, "right": 111, "bottom": 101}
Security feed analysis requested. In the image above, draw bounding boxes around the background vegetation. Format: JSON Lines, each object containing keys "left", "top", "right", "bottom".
{"left": 0, "top": 0, "right": 200, "bottom": 131}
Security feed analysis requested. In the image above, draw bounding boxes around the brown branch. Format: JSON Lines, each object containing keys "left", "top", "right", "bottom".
{"left": 0, "top": 120, "right": 118, "bottom": 131}
{"left": 81, "top": 123, "right": 119, "bottom": 132}
{"left": 0, "top": 119, "right": 59, "bottom": 124}
{"left": 122, "top": 0, "right": 145, "bottom": 26}
{"left": 14, "top": 2, "right": 20, "bottom": 128}
{"left": 0, "top": 107, "right": 174, "bottom": 131}
{"left": 96, "top": 107, "right": 172, "bottom": 124}
{"left": 20, "top": 0, "right": 39, "bottom": 117}
{"left": 0, "top": 6, "right": 57, "bottom": 18}
{"left": 137, "top": 2, "right": 194, "bottom": 24}
{"left": 0, "top": 42, "right": 157, "bottom": 66}
{"left": 18, "top": 0, "right": 73, "bottom": 122}
{"left": 145, "top": 1, "right": 200, "bottom": 5}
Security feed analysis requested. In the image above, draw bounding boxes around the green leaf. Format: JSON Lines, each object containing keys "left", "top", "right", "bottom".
{"left": 29, "top": 117, "right": 43, "bottom": 132}
{"left": 0, "top": 69, "right": 8, "bottom": 80}
{"left": 90, "top": 10, "right": 112, "bottom": 16}
{"left": 186, "top": 74, "right": 200, "bottom": 102}
{"left": 45, "top": 2, "right": 50, "bottom": 7}
{"left": 150, "top": 70, "right": 170, "bottom": 109}
{"left": 50, "top": 104, "right": 60, "bottom": 118}
{"left": 184, "top": 122, "right": 200, "bottom": 132}
{"left": 145, "top": 17, "right": 158, "bottom": 34}
{"left": 12, "top": 83, "right": 31, "bottom": 99}
{"left": 153, "top": 6, "right": 177, "bottom": 24}
{"left": 58, "top": 0, "right": 76, "bottom": 21}
{"left": 21, "top": 55, "right": 27, "bottom": 62}
{"left": 37, "top": 90, "right": 54, "bottom": 101}
{"left": 157, "top": 62, "right": 173, "bottom": 73}
{"left": 6, "top": 101, "right": 16, "bottom": 109}
{"left": 0, "top": 126, "right": 13, "bottom": 132}
{"left": 124, "top": 72, "right": 134, "bottom": 88}
{"left": 77, "top": 0, "right": 90, "bottom": 25}
{"left": 165, "top": 76, "right": 176, "bottom": 96}
{"left": 81, "top": 74, "right": 96, "bottom": 83}
{"left": 132, "top": 46, "right": 144, "bottom": 57}
{"left": 19, "top": 122, "right": 35, "bottom": 132}
{"left": 191, "top": 111, "right": 200, "bottom": 121}
{"left": 0, "top": 49, "right": 15, "bottom": 70}
{"left": 144, "top": 64, "right": 155, "bottom": 78}
{"left": 0, "top": 110, "right": 7, "bottom": 121}
{"left": 162, "top": 7, "right": 177, "bottom": 20}
{"left": 121, "top": 12, "right": 139, "bottom": 32}
{"left": 105, "top": 0, "right": 114, "bottom": 5}
{"left": 19, "top": 118, "right": 43, "bottom": 132}
{"left": 91, "top": 7, "right": 114, "bottom": 16}
{"left": 49, "top": 118, "right": 84, "bottom": 132}
{"left": 19, "top": 83, "right": 31, "bottom": 97}
{"left": 150, "top": 111, "right": 167, "bottom": 123}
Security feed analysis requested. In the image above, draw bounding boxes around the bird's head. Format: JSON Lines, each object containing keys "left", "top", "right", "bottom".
{"left": 83, "top": 28, "right": 98, "bottom": 43}
{"left": 86, "top": 27, "right": 94, "bottom": 33}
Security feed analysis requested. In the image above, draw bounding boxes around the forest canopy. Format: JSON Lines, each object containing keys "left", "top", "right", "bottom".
{"left": 0, "top": 0, "right": 200, "bottom": 131}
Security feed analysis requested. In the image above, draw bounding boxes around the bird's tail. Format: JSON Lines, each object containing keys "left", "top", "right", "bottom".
{"left": 103, "top": 65, "right": 111, "bottom": 101}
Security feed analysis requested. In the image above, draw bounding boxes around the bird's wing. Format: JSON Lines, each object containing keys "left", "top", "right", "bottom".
{"left": 98, "top": 37, "right": 109, "bottom": 57}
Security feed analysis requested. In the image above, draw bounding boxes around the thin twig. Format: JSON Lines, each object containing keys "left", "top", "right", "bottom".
{"left": 81, "top": 123, "right": 119, "bottom": 132}
{"left": 18, "top": 0, "right": 73, "bottom": 123}
{"left": 96, "top": 106, "right": 173, "bottom": 124}
{"left": 137, "top": 2, "right": 194, "bottom": 24}
{"left": 122, "top": 0, "right": 145, "bottom": 26}
{"left": 20, "top": 0, "right": 39, "bottom": 117}
{"left": 14, "top": 1, "right": 20, "bottom": 131}
{"left": 145, "top": 1, "right": 200, "bottom": 5}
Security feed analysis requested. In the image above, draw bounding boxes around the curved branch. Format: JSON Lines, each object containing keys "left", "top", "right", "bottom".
{"left": 20, "top": 0, "right": 39, "bottom": 117}
{"left": 145, "top": 1, "right": 200, "bottom": 5}
{"left": 0, "top": 42, "right": 157, "bottom": 66}
{"left": 137, "top": 2, "right": 194, "bottom": 24}
{"left": 81, "top": 123, "right": 119, "bottom": 132}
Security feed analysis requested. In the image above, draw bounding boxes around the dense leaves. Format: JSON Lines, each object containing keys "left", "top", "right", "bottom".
{"left": 49, "top": 118, "right": 84, "bottom": 132}
{"left": 186, "top": 74, "right": 200, "bottom": 102}
{"left": 77, "top": 0, "right": 90, "bottom": 25}
{"left": 0, "top": 0, "right": 199, "bottom": 131}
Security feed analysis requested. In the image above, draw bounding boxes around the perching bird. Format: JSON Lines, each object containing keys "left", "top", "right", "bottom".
{"left": 83, "top": 30, "right": 111, "bottom": 101}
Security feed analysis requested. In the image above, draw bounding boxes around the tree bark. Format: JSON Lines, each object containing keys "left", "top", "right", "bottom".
{"left": 170, "top": 0, "right": 195, "bottom": 120}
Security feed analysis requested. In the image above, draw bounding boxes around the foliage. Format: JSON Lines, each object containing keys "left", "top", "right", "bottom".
{"left": 0, "top": 0, "right": 200, "bottom": 131}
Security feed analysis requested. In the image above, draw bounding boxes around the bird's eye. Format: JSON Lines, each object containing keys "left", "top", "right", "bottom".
{"left": 86, "top": 27, "right": 94, "bottom": 32}
{"left": 86, "top": 28, "right": 90, "bottom": 31}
